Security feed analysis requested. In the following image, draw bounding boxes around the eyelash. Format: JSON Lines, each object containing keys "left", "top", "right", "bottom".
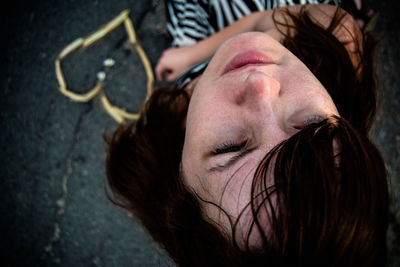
{"left": 213, "top": 140, "right": 247, "bottom": 155}
{"left": 212, "top": 116, "right": 323, "bottom": 155}
{"left": 294, "top": 115, "right": 324, "bottom": 129}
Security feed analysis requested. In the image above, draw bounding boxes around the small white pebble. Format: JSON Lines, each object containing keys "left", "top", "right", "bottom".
{"left": 97, "top": 71, "right": 106, "bottom": 81}
{"left": 103, "top": 58, "right": 115, "bottom": 67}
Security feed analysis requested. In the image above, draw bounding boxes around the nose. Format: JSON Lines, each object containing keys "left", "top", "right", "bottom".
{"left": 234, "top": 71, "right": 281, "bottom": 107}
{"left": 232, "top": 71, "right": 290, "bottom": 149}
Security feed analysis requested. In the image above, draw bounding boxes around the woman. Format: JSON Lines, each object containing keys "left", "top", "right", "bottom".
{"left": 106, "top": 2, "right": 389, "bottom": 266}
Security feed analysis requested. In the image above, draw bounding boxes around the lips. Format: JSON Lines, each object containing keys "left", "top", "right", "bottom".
{"left": 222, "top": 50, "right": 274, "bottom": 75}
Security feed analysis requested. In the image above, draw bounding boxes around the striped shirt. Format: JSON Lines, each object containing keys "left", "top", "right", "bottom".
{"left": 166, "top": 0, "right": 341, "bottom": 46}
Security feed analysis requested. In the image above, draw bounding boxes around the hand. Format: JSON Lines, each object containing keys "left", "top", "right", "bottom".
{"left": 155, "top": 46, "right": 195, "bottom": 81}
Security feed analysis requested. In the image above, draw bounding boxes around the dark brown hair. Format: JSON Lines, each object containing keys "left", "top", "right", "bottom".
{"left": 105, "top": 6, "right": 389, "bottom": 267}
{"left": 274, "top": 6, "right": 378, "bottom": 134}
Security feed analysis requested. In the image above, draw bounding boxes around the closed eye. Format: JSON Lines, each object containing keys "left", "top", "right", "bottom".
{"left": 213, "top": 140, "right": 247, "bottom": 155}
{"left": 293, "top": 115, "right": 324, "bottom": 129}
{"left": 208, "top": 146, "right": 257, "bottom": 173}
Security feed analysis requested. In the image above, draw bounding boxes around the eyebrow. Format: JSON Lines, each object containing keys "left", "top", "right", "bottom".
{"left": 207, "top": 147, "right": 257, "bottom": 173}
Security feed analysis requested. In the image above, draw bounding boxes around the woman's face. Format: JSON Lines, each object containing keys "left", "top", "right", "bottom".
{"left": 181, "top": 32, "right": 339, "bottom": 245}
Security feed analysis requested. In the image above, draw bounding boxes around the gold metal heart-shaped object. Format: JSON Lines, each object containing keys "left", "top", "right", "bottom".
{"left": 55, "top": 9, "right": 154, "bottom": 123}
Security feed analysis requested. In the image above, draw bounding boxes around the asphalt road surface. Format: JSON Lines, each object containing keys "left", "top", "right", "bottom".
{"left": 1, "top": 0, "right": 399, "bottom": 266}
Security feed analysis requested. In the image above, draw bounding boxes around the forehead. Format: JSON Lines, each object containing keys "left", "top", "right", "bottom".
{"left": 183, "top": 149, "right": 261, "bottom": 198}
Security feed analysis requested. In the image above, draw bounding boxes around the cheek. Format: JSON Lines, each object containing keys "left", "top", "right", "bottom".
{"left": 186, "top": 92, "right": 226, "bottom": 133}
{"left": 281, "top": 68, "right": 315, "bottom": 95}
{"left": 281, "top": 68, "right": 338, "bottom": 113}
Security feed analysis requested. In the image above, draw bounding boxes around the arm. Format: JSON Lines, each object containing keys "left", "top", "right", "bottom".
{"left": 156, "top": 4, "right": 362, "bottom": 81}
{"left": 155, "top": 11, "right": 269, "bottom": 81}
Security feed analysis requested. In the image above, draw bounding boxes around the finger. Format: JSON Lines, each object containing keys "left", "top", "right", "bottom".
{"left": 155, "top": 63, "right": 164, "bottom": 81}
{"left": 165, "top": 71, "right": 177, "bottom": 82}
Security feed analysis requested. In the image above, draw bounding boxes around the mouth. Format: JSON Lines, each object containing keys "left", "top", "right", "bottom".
{"left": 222, "top": 50, "right": 274, "bottom": 75}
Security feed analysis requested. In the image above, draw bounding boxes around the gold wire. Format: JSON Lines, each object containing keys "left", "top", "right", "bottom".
{"left": 100, "top": 93, "right": 125, "bottom": 124}
{"left": 83, "top": 10, "right": 129, "bottom": 48}
{"left": 124, "top": 18, "right": 137, "bottom": 43}
{"left": 58, "top": 38, "right": 84, "bottom": 59}
{"left": 55, "top": 9, "right": 154, "bottom": 123}
{"left": 124, "top": 17, "right": 154, "bottom": 99}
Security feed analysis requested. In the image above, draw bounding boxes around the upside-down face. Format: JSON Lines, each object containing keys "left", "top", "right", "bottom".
{"left": 181, "top": 32, "right": 339, "bottom": 247}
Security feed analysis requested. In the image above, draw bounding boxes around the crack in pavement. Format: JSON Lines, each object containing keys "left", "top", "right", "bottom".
{"left": 41, "top": 1, "right": 167, "bottom": 264}
{"left": 41, "top": 102, "right": 93, "bottom": 263}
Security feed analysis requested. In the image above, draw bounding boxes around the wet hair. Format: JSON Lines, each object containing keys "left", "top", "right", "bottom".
{"left": 105, "top": 6, "right": 389, "bottom": 267}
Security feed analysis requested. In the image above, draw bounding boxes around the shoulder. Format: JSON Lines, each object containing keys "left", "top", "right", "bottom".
{"left": 306, "top": 4, "right": 363, "bottom": 65}
{"left": 258, "top": 4, "right": 363, "bottom": 65}
{"left": 306, "top": 5, "right": 362, "bottom": 43}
